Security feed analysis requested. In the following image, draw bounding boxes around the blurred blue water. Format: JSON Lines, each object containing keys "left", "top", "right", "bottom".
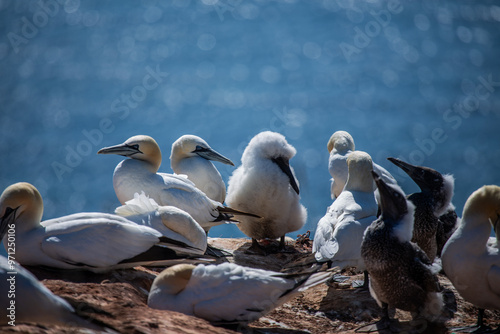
{"left": 1, "top": 0, "right": 499, "bottom": 244}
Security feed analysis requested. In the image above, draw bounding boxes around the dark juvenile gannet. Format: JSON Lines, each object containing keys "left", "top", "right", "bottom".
{"left": 98, "top": 135, "right": 257, "bottom": 233}
{"left": 0, "top": 256, "right": 104, "bottom": 330}
{"left": 0, "top": 183, "right": 210, "bottom": 272}
{"left": 388, "top": 157, "right": 457, "bottom": 261}
{"left": 170, "top": 135, "right": 234, "bottom": 203}
{"left": 327, "top": 131, "right": 398, "bottom": 202}
{"left": 442, "top": 185, "right": 500, "bottom": 333}
{"left": 225, "top": 131, "right": 307, "bottom": 253}
{"left": 313, "top": 151, "right": 378, "bottom": 273}
{"left": 360, "top": 172, "right": 444, "bottom": 330}
{"left": 148, "top": 262, "right": 334, "bottom": 324}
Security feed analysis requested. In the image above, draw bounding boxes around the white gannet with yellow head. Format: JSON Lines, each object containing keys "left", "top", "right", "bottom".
{"left": 226, "top": 131, "right": 307, "bottom": 254}
{"left": 148, "top": 262, "right": 333, "bottom": 324}
{"left": 0, "top": 183, "right": 208, "bottom": 272}
{"left": 170, "top": 135, "right": 234, "bottom": 203}
{"left": 313, "top": 151, "right": 378, "bottom": 273}
{"left": 442, "top": 185, "right": 500, "bottom": 332}
{"left": 98, "top": 135, "right": 257, "bottom": 233}
{"left": 327, "top": 130, "right": 397, "bottom": 200}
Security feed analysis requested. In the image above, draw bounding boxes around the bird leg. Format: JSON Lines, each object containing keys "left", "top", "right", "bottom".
{"left": 244, "top": 238, "right": 267, "bottom": 256}
{"left": 355, "top": 303, "right": 395, "bottom": 333}
{"left": 279, "top": 236, "right": 286, "bottom": 250}
{"left": 352, "top": 270, "right": 370, "bottom": 289}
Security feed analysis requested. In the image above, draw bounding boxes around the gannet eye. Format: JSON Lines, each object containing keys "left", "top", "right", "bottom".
{"left": 130, "top": 144, "right": 140, "bottom": 150}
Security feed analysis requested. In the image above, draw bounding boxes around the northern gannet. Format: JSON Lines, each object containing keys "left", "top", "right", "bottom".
{"left": 313, "top": 151, "right": 378, "bottom": 276}
{"left": 442, "top": 185, "right": 500, "bottom": 333}
{"left": 170, "top": 135, "right": 234, "bottom": 203}
{"left": 148, "top": 262, "right": 333, "bottom": 324}
{"left": 0, "top": 255, "right": 104, "bottom": 329}
{"left": 360, "top": 172, "right": 444, "bottom": 331}
{"left": 225, "top": 131, "right": 307, "bottom": 254}
{"left": 327, "top": 130, "right": 397, "bottom": 202}
{"left": 0, "top": 183, "right": 210, "bottom": 272}
{"left": 115, "top": 192, "right": 207, "bottom": 254}
{"left": 388, "top": 157, "right": 457, "bottom": 261}
{"left": 97, "top": 135, "right": 257, "bottom": 233}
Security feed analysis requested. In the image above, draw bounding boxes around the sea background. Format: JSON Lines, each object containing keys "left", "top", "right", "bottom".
{"left": 1, "top": 0, "right": 499, "bottom": 253}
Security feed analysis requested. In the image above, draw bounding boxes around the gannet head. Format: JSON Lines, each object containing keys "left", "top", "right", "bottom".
{"left": 387, "top": 157, "right": 454, "bottom": 216}
{"left": 372, "top": 171, "right": 415, "bottom": 242}
{"left": 327, "top": 131, "right": 355, "bottom": 154}
{"left": 242, "top": 131, "right": 300, "bottom": 194}
{"left": 150, "top": 263, "right": 196, "bottom": 296}
{"left": 462, "top": 185, "right": 500, "bottom": 233}
{"left": 98, "top": 135, "right": 162, "bottom": 172}
{"left": 372, "top": 171, "right": 409, "bottom": 223}
{"left": 0, "top": 182, "right": 43, "bottom": 239}
{"left": 170, "top": 135, "right": 234, "bottom": 167}
{"left": 344, "top": 151, "right": 375, "bottom": 193}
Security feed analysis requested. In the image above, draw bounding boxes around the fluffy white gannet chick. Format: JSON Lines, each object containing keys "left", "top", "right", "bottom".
{"left": 327, "top": 130, "right": 397, "bottom": 200}
{"left": 360, "top": 172, "right": 445, "bottom": 331}
{"left": 148, "top": 262, "right": 333, "bottom": 324}
{"left": 98, "top": 135, "right": 257, "bottom": 233}
{"left": 442, "top": 185, "right": 500, "bottom": 333}
{"left": 388, "top": 157, "right": 457, "bottom": 261}
{"left": 170, "top": 135, "right": 234, "bottom": 203}
{"left": 0, "top": 183, "right": 210, "bottom": 272}
{"left": 115, "top": 192, "right": 207, "bottom": 254}
{"left": 226, "top": 131, "right": 307, "bottom": 254}
{"left": 0, "top": 256, "right": 104, "bottom": 330}
{"left": 313, "top": 151, "right": 378, "bottom": 277}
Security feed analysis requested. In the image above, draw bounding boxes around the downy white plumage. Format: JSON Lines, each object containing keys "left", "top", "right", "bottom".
{"left": 226, "top": 131, "right": 307, "bottom": 252}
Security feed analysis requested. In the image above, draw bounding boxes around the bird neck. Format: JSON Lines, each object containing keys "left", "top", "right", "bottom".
{"left": 344, "top": 171, "right": 374, "bottom": 193}
{"left": 460, "top": 186, "right": 500, "bottom": 249}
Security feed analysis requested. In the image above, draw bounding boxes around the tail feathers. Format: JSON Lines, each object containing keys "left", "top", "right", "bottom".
{"left": 278, "top": 266, "right": 338, "bottom": 298}
{"left": 157, "top": 236, "right": 206, "bottom": 255}
{"left": 115, "top": 191, "right": 159, "bottom": 216}
{"left": 298, "top": 269, "right": 337, "bottom": 292}
{"left": 217, "top": 206, "right": 261, "bottom": 219}
{"left": 280, "top": 253, "right": 318, "bottom": 274}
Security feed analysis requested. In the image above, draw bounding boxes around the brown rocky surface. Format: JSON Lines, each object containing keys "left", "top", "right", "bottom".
{"left": 3, "top": 237, "right": 499, "bottom": 333}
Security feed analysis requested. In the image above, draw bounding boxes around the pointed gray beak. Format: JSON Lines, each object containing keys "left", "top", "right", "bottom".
{"left": 273, "top": 157, "right": 300, "bottom": 195}
{"left": 0, "top": 207, "right": 18, "bottom": 240}
{"left": 387, "top": 157, "right": 432, "bottom": 190}
{"left": 97, "top": 143, "right": 142, "bottom": 157}
{"left": 194, "top": 146, "right": 234, "bottom": 166}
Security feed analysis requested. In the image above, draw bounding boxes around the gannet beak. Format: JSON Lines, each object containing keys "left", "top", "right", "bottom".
{"left": 97, "top": 143, "right": 142, "bottom": 157}
{"left": 193, "top": 146, "right": 234, "bottom": 166}
{"left": 387, "top": 157, "right": 427, "bottom": 184}
{"left": 372, "top": 170, "right": 400, "bottom": 221}
{"left": 272, "top": 157, "right": 300, "bottom": 195}
{"left": 0, "top": 207, "right": 18, "bottom": 240}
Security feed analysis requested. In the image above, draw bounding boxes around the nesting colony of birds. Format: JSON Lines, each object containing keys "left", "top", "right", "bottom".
{"left": 0, "top": 130, "right": 499, "bottom": 333}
